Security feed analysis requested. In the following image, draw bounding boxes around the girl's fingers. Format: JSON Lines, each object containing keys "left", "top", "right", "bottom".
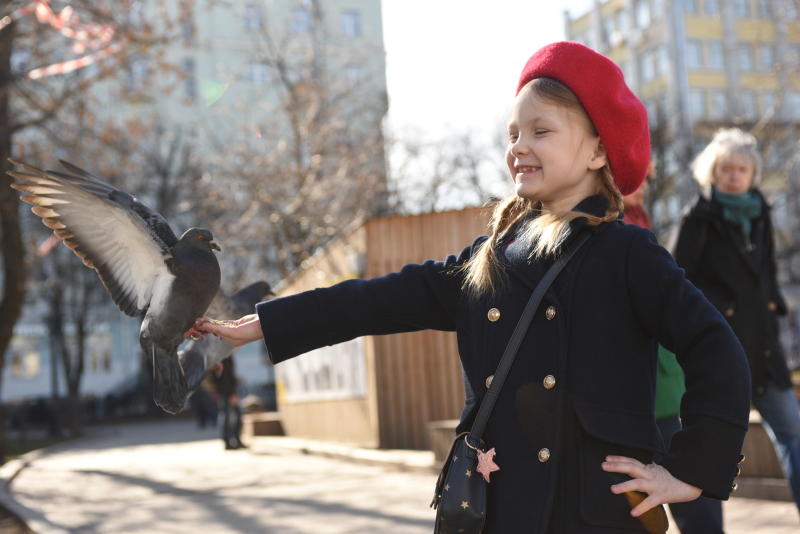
{"left": 602, "top": 459, "right": 648, "bottom": 479}
{"left": 610, "top": 478, "right": 649, "bottom": 495}
{"left": 629, "top": 493, "right": 660, "bottom": 518}
{"left": 605, "top": 455, "right": 643, "bottom": 465}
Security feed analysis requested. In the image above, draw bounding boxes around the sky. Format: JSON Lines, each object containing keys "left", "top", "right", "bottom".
{"left": 381, "top": 1, "right": 593, "bottom": 140}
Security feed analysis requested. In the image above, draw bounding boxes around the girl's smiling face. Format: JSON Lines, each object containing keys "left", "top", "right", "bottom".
{"left": 505, "top": 85, "right": 607, "bottom": 212}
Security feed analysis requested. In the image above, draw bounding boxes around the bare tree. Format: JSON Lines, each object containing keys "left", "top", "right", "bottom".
{"left": 196, "top": 0, "right": 390, "bottom": 284}
{"left": 388, "top": 127, "right": 508, "bottom": 215}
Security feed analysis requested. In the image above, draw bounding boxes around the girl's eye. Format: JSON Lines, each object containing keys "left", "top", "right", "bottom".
{"left": 535, "top": 129, "right": 550, "bottom": 135}
{"left": 508, "top": 133, "right": 519, "bottom": 143}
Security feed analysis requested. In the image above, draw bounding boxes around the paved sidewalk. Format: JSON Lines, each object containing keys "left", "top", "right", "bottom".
{"left": 0, "top": 419, "right": 797, "bottom": 533}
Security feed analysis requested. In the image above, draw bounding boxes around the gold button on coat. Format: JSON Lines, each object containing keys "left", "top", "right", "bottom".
{"left": 485, "top": 375, "right": 494, "bottom": 388}
{"left": 543, "top": 375, "right": 556, "bottom": 389}
{"left": 545, "top": 306, "right": 556, "bottom": 320}
{"left": 538, "top": 448, "right": 551, "bottom": 462}
{"left": 731, "top": 483, "right": 738, "bottom": 492}
{"left": 487, "top": 308, "right": 500, "bottom": 322}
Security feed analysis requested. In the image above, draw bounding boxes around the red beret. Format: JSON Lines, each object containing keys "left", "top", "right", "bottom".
{"left": 516, "top": 41, "right": 650, "bottom": 196}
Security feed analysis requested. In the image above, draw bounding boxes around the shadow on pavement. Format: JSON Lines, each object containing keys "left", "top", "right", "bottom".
{"left": 75, "top": 468, "right": 433, "bottom": 532}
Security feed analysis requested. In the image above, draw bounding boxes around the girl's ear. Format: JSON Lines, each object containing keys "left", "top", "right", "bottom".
{"left": 588, "top": 139, "right": 608, "bottom": 171}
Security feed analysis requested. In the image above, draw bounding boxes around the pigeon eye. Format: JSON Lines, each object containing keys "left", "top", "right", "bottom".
{"left": 196, "top": 235, "right": 204, "bottom": 241}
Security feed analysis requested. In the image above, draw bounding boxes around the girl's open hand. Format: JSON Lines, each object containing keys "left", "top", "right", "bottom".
{"left": 602, "top": 455, "right": 702, "bottom": 517}
{"left": 193, "top": 314, "right": 263, "bottom": 348}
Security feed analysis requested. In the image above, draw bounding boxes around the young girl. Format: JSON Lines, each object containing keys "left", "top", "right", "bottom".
{"left": 197, "top": 42, "right": 750, "bottom": 533}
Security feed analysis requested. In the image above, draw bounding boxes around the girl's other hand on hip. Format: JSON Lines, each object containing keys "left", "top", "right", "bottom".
{"left": 602, "top": 455, "right": 702, "bottom": 517}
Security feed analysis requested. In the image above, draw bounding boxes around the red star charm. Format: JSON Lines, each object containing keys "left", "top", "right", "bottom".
{"left": 476, "top": 448, "right": 500, "bottom": 483}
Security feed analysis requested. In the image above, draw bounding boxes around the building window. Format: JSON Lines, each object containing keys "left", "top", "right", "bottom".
{"left": 708, "top": 91, "right": 727, "bottom": 120}
{"left": 760, "top": 91, "right": 776, "bottom": 115}
{"left": 345, "top": 65, "right": 361, "bottom": 85}
{"left": 657, "top": 45, "right": 669, "bottom": 77}
{"left": 640, "top": 50, "right": 655, "bottom": 82}
{"left": 245, "top": 4, "right": 264, "bottom": 30}
{"left": 11, "top": 47, "right": 30, "bottom": 73}
{"left": 130, "top": 1, "right": 145, "bottom": 29}
{"left": 737, "top": 44, "right": 753, "bottom": 71}
{"left": 686, "top": 40, "right": 702, "bottom": 69}
{"left": 683, "top": 0, "right": 698, "bottom": 14}
{"left": 341, "top": 10, "right": 362, "bottom": 37}
{"left": 616, "top": 10, "right": 629, "bottom": 35}
{"left": 651, "top": 0, "right": 663, "bottom": 19}
{"left": 183, "top": 58, "right": 196, "bottom": 101}
{"left": 603, "top": 16, "right": 615, "bottom": 45}
{"left": 703, "top": 0, "right": 720, "bottom": 15}
{"left": 757, "top": 44, "right": 774, "bottom": 72}
{"left": 635, "top": 0, "right": 651, "bottom": 28}
{"left": 706, "top": 41, "right": 723, "bottom": 70}
{"left": 732, "top": 0, "right": 750, "bottom": 18}
{"left": 787, "top": 91, "right": 800, "bottom": 119}
{"left": 249, "top": 61, "right": 269, "bottom": 84}
{"left": 689, "top": 90, "right": 706, "bottom": 119}
{"left": 740, "top": 90, "right": 757, "bottom": 119}
{"left": 619, "top": 60, "right": 632, "bottom": 82}
{"left": 292, "top": 8, "right": 312, "bottom": 33}
{"left": 127, "top": 55, "right": 148, "bottom": 93}
{"left": 756, "top": 0, "right": 771, "bottom": 18}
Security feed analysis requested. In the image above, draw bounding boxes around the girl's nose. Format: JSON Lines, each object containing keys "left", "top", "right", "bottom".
{"left": 511, "top": 137, "right": 529, "bottom": 156}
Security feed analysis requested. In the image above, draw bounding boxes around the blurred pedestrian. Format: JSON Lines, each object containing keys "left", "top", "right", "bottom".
{"left": 190, "top": 378, "right": 218, "bottom": 429}
{"left": 212, "top": 356, "right": 245, "bottom": 450}
{"left": 674, "top": 128, "right": 800, "bottom": 517}
{"left": 624, "top": 175, "right": 725, "bottom": 533}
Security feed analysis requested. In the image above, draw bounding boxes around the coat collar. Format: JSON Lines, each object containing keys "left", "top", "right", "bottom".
{"left": 500, "top": 194, "right": 609, "bottom": 291}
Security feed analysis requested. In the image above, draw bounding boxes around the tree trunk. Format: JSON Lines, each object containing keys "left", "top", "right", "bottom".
{"left": 0, "top": 20, "right": 26, "bottom": 464}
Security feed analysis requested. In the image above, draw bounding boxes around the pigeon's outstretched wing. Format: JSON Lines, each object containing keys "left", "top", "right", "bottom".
{"left": 8, "top": 159, "right": 179, "bottom": 316}
{"left": 180, "top": 281, "right": 273, "bottom": 392}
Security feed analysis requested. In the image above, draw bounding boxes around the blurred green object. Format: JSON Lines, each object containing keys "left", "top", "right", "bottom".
{"left": 655, "top": 346, "right": 686, "bottom": 419}
{"left": 6, "top": 436, "right": 68, "bottom": 461}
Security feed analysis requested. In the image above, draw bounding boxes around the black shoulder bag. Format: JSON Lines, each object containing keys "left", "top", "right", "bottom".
{"left": 430, "top": 231, "right": 590, "bottom": 534}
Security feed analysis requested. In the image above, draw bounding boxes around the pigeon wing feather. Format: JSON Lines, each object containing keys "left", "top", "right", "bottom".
{"left": 9, "top": 160, "right": 178, "bottom": 317}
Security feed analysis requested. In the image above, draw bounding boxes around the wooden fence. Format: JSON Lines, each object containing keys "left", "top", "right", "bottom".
{"left": 274, "top": 206, "right": 490, "bottom": 449}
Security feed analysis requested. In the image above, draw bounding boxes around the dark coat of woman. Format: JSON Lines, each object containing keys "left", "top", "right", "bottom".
{"left": 674, "top": 190, "right": 790, "bottom": 397}
{"left": 256, "top": 195, "right": 750, "bottom": 533}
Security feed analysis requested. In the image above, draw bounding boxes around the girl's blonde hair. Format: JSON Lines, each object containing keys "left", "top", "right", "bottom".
{"left": 690, "top": 128, "right": 762, "bottom": 191}
{"left": 460, "top": 78, "right": 623, "bottom": 298}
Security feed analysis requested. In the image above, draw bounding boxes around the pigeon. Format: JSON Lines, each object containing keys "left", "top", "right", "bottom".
{"left": 7, "top": 159, "right": 221, "bottom": 414}
{"left": 179, "top": 280, "right": 273, "bottom": 393}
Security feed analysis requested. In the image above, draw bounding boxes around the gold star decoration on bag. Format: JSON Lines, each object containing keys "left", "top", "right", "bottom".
{"left": 460, "top": 501, "right": 469, "bottom": 510}
{"left": 465, "top": 469, "right": 472, "bottom": 477}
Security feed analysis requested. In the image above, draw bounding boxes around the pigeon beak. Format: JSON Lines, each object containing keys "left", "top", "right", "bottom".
{"left": 210, "top": 241, "right": 221, "bottom": 251}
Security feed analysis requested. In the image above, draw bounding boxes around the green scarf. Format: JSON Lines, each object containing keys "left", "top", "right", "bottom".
{"left": 712, "top": 188, "right": 763, "bottom": 239}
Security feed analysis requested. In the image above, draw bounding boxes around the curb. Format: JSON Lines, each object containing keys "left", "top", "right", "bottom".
{"left": 0, "top": 441, "right": 84, "bottom": 534}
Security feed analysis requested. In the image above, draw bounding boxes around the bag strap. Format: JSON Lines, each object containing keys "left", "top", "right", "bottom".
{"left": 468, "top": 230, "right": 591, "bottom": 444}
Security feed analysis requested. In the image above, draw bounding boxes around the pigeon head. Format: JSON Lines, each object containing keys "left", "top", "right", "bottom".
{"left": 180, "top": 228, "right": 221, "bottom": 252}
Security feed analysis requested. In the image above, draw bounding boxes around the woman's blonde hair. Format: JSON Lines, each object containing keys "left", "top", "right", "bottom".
{"left": 690, "top": 128, "right": 762, "bottom": 191}
{"left": 460, "top": 78, "right": 623, "bottom": 298}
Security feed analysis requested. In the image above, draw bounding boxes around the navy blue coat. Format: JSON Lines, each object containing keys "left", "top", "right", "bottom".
{"left": 256, "top": 195, "right": 751, "bottom": 533}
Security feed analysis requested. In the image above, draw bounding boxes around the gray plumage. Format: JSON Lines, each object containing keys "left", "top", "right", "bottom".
{"left": 8, "top": 159, "right": 221, "bottom": 414}
{"left": 179, "top": 281, "right": 273, "bottom": 393}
